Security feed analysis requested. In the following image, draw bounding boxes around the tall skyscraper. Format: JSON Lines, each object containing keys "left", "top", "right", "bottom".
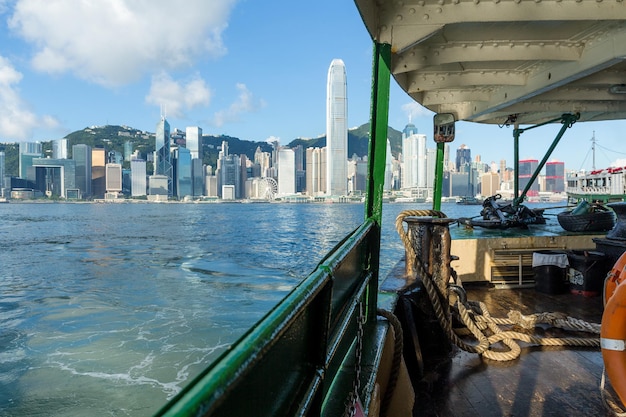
{"left": 401, "top": 123, "right": 427, "bottom": 189}
{"left": 277, "top": 147, "right": 295, "bottom": 196}
{"left": 72, "top": 144, "right": 92, "bottom": 199}
{"left": 19, "top": 142, "right": 42, "bottom": 180}
{"left": 92, "top": 147, "right": 106, "bottom": 199}
{"left": 155, "top": 117, "right": 172, "bottom": 196}
{"left": 130, "top": 159, "right": 147, "bottom": 197}
{"left": 186, "top": 126, "right": 203, "bottom": 160}
{"left": 456, "top": 144, "right": 471, "bottom": 171}
{"left": 306, "top": 147, "right": 327, "bottom": 197}
{"left": 53, "top": 139, "right": 68, "bottom": 159}
{"left": 326, "top": 59, "right": 348, "bottom": 196}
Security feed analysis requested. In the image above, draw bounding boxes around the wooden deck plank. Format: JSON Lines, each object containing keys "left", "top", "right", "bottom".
{"left": 413, "top": 286, "right": 609, "bottom": 416}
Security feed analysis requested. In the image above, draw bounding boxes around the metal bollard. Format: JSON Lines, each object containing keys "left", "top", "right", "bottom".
{"left": 403, "top": 216, "right": 455, "bottom": 294}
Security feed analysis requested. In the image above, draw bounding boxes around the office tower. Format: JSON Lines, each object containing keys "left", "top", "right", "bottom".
{"left": 218, "top": 141, "right": 242, "bottom": 199}
{"left": 186, "top": 126, "right": 203, "bottom": 160}
{"left": 131, "top": 159, "right": 147, "bottom": 197}
{"left": 192, "top": 158, "right": 204, "bottom": 197}
{"left": 173, "top": 147, "right": 192, "bottom": 199}
{"left": 481, "top": 172, "right": 500, "bottom": 196}
{"left": 72, "top": 144, "right": 92, "bottom": 199}
{"left": 254, "top": 146, "right": 271, "bottom": 178}
{"left": 92, "top": 147, "right": 106, "bottom": 199}
{"left": 519, "top": 159, "right": 539, "bottom": 197}
{"left": 326, "top": 59, "right": 348, "bottom": 196}
{"left": 306, "top": 147, "right": 327, "bottom": 196}
{"left": 53, "top": 139, "right": 68, "bottom": 159}
{"left": 124, "top": 141, "right": 133, "bottom": 162}
{"left": 105, "top": 164, "right": 122, "bottom": 194}
{"left": 545, "top": 161, "right": 565, "bottom": 193}
{"left": 32, "top": 158, "right": 76, "bottom": 198}
{"left": 456, "top": 144, "right": 471, "bottom": 171}
{"left": 277, "top": 147, "right": 295, "bottom": 196}
{"left": 0, "top": 151, "right": 5, "bottom": 196}
{"left": 384, "top": 140, "right": 393, "bottom": 191}
{"left": 19, "top": 142, "right": 42, "bottom": 180}
{"left": 155, "top": 117, "right": 172, "bottom": 196}
{"left": 401, "top": 124, "right": 427, "bottom": 189}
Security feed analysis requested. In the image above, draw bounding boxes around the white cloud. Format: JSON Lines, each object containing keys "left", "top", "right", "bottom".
{"left": 213, "top": 83, "right": 266, "bottom": 127}
{"left": 0, "top": 55, "right": 58, "bottom": 141}
{"left": 145, "top": 72, "right": 211, "bottom": 119}
{"left": 401, "top": 101, "right": 433, "bottom": 122}
{"left": 8, "top": 0, "right": 237, "bottom": 86}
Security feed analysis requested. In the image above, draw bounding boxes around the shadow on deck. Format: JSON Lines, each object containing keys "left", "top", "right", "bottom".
{"left": 410, "top": 285, "right": 610, "bottom": 417}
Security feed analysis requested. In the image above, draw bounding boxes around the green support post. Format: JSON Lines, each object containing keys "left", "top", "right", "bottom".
{"left": 432, "top": 142, "right": 445, "bottom": 211}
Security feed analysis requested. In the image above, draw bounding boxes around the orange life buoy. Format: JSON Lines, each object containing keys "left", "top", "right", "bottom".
{"left": 601, "top": 252, "right": 626, "bottom": 407}
{"left": 604, "top": 252, "right": 626, "bottom": 306}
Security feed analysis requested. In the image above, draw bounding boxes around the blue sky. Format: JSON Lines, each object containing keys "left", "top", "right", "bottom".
{"left": 0, "top": 0, "right": 624, "bottom": 171}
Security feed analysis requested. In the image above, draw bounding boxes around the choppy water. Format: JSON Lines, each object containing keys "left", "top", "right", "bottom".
{"left": 0, "top": 200, "right": 566, "bottom": 416}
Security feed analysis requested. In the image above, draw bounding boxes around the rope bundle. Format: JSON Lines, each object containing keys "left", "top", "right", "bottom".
{"left": 395, "top": 209, "right": 600, "bottom": 362}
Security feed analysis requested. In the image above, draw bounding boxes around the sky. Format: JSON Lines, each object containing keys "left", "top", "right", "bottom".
{"left": 0, "top": 0, "right": 625, "bottom": 172}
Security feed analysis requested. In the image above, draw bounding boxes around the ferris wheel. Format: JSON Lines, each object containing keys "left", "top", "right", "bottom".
{"left": 259, "top": 177, "right": 278, "bottom": 200}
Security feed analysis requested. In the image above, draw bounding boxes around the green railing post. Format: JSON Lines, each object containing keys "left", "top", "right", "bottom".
{"left": 364, "top": 41, "right": 391, "bottom": 319}
{"left": 432, "top": 142, "right": 445, "bottom": 211}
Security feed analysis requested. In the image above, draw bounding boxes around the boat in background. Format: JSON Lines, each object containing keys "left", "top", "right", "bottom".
{"left": 567, "top": 166, "right": 626, "bottom": 203}
{"left": 456, "top": 196, "right": 482, "bottom": 205}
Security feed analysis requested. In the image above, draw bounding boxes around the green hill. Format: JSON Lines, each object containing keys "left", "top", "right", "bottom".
{"left": 0, "top": 123, "right": 404, "bottom": 178}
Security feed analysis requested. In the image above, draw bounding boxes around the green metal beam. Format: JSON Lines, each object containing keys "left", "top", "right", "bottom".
{"left": 365, "top": 42, "right": 391, "bottom": 226}
{"left": 432, "top": 142, "right": 445, "bottom": 211}
{"left": 513, "top": 113, "right": 579, "bottom": 206}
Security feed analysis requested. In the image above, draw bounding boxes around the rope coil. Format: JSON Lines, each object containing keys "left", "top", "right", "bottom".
{"left": 396, "top": 210, "right": 601, "bottom": 362}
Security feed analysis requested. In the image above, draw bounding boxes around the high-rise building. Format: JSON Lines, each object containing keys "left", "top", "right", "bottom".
{"left": 545, "top": 161, "right": 565, "bottom": 193}
{"left": 130, "top": 159, "right": 147, "bottom": 197}
{"left": 155, "top": 117, "right": 172, "bottom": 196}
{"left": 19, "top": 142, "right": 43, "bottom": 180}
{"left": 105, "top": 164, "right": 122, "bottom": 194}
{"left": 519, "top": 159, "right": 540, "bottom": 196}
{"left": 306, "top": 147, "right": 327, "bottom": 196}
{"left": 0, "top": 151, "right": 5, "bottom": 196}
{"left": 401, "top": 124, "right": 427, "bottom": 189}
{"left": 124, "top": 141, "right": 133, "bottom": 162}
{"left": 32, "top": 158, "right": 76, "bottom": 198}
{"left": 92, "top": 148, "right": 106, "bottom": 199}
{"left": 186, "top": 127, "right": 203, "bottom": 160}
{"left": 173, "top": 147, "right": 192, "bottom": 199}
{"left": 481, "top": 172, "right": 500, "bottom": 196}
{"left": 72, "top": 144, "right": 92, "bottom": 199}
{"left": 326, "top": 59, "right": 348, "bottom": 196}
{"left": 217, "top": 140, "right": 242, "bottom": 199}
{"left": 456, "top": 144, "right": 471, "bottom": 171}
{"left": 277, "top": 147, "right": 295, "bottom": 196}
{"left": 53, "top": 139, "right": 68, "bottom": 159}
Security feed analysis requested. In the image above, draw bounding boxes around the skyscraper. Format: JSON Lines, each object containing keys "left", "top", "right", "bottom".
{"left": 186, "top": 126, "right": 203, "bottom": 160}
{"left": 326, "top": 59, "right": 347, "bottom": 196}
{"left": 155, "top": 117, "right": 172, "bottom": 196}
{"left": 72, "top": 144, "right": 92, "bottom": 199}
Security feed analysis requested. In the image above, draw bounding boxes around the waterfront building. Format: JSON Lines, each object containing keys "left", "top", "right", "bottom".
{"left": 148, "top": 175, "right": 168, "bottom": 201}
{"left": 106, "top": 163, "right": 122, "bottom": 195}
{"left": 0, "top": 151, "right": 5, "bottom": 196}
{"left": 186, "top": 127, "right": 203, "bottom": 160}
{"left": 155, "top": 117, "right": 172, "bottom": 196}
{"left": 481, "top": 172, "right": 500, "bottom": 196}
{"left": 173, "top": 147, "right": 192, "bottom": 199}
{"left": 519, "top": 159, "right": 540, "bottom": 197}
{"left": 545, "top": 161, "right": 565, "bottom": 193}
{"left": 401, "top": 124, "right": 427, "bottom": 189}
{"left": 124, "top": 141, "right": 133, "bottom": 162}
{"left": 306, "top": 147, "right": 327, "bottom": 197}
{"left": 92, "top": 148, "right": 106, "bottom": 199}
{"left": 385, "top": 139, "right": 393, "bottom": 191}
{"left": 19, "top": 142, "right": 42, "bottom": 180}
{"left": 217, "top": 141, "right": 242, "bottom": 199}
{"left": 326, "top": 59, "right": 348, "bottom": 196}
{"left": 205, "top": 168, "right": 218, "bottom": 197}
{"left": 348, "top": 156, "right": 368, "bottom": 194}
{"left": 277, "top": 147, "right": 296, "bottom": 196}
{"left": 53, "top": 139, "right": 68, "bottom": 159}
{"left": 130, "top": 159, "right": 147, "bottom": 197}
{"left": 192, "top": 158, "right": 204, "bottom": 197}
{"left": 32, "top": 158, "right": 76, "bottom": 198}
{"left": 456, "top": 144, "right": 471, "bottom": 172}
{"left": 72, "top": 144, "right": 92, "bottom": 199}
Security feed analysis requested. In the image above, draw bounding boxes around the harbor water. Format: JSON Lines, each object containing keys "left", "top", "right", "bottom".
{"left": 0, "top": 200, "right": 566, "bottom": 416}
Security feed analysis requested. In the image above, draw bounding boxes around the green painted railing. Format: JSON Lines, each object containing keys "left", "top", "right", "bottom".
{"left": 154, "top": 220, "right": 379, "bottom": 416}
{"left": 155, "top": 39, "right": 393, "bottom": 417}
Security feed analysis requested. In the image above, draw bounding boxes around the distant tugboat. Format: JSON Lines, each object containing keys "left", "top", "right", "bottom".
{"left": 456, "top": 196, "right": 482, "bottom": 205}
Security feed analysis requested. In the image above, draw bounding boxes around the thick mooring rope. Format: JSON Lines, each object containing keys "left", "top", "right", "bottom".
{"left": 395, "top": 210, "right": 601, "bottom": 362}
